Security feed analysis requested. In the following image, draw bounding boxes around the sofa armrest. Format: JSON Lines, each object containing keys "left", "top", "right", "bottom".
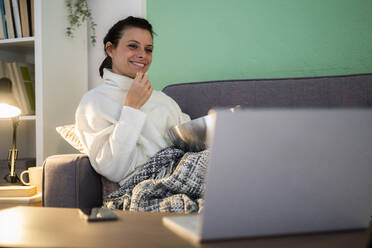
{"left": 42, "top": 154, "right": 102, "bottom": 208}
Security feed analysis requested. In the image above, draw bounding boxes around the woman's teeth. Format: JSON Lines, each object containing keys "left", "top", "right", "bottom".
{"left": 131, "top": 62, "right": 145, "bottom": 67}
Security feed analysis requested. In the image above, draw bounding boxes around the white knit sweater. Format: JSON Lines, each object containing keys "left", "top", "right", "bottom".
{"left": 75, "top": 69, "right": 190, "bottom": 185}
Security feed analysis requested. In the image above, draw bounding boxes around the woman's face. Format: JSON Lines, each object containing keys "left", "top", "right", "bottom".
{"left": 106, "top": 27, "right": 153, "bottom": 79}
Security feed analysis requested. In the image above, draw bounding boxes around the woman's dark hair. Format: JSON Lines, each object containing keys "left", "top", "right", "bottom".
{"left": 99, "top": 16, "right": 154, "bottom": 77}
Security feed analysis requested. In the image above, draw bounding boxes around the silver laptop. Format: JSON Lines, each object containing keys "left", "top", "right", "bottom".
{"left": 163, "top": 109, "right": 372, "bottom": 243}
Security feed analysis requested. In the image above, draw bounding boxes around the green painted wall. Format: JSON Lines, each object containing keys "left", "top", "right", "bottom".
{"left": 147, "top": 0, "right": 372, "bottom": 90}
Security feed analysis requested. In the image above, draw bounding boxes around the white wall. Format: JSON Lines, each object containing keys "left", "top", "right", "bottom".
{"left": 37, "top": 0, "right": 89, "bottom": 164}
{"left": 88, "top": 0, "right": 146, "bottom": 89}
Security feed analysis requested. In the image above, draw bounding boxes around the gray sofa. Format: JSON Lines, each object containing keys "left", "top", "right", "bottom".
{"left": 42, "top": 73, "right": 372, "bottom": 208}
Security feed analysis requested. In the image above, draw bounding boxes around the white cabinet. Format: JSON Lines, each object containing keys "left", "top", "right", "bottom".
{"left": 0, "top": 0, "right": 88, "bottom": 166}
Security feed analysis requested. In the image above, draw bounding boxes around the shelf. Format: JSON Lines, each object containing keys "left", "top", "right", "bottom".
{"left": 19, "top": 115, "right": 36, "bottom": 121}
{"left": 0, "top": 116, "right": 36, "bottom": 121}
{"left": 0, "top": 37, "right": 34, "bottom": 47}
{"left": 0, "top": 115, "right": 35, "bottom": 121}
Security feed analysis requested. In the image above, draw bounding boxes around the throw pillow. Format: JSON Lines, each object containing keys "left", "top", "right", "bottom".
{"left": 56, "top": 124, "right": 86, "bottom": 153}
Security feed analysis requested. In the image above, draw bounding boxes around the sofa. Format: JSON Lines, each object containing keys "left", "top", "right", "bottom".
{"left": 42, "top": 73, "right": 372, "bottom": 208}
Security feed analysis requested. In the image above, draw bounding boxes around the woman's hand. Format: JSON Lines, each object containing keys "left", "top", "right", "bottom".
{"left": 125, "top": 72, "right": 153, "bottom": 109}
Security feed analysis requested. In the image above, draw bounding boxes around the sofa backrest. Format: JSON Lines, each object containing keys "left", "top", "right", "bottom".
{"left": 162, "top": 73, "right": 372, "bottom": 119}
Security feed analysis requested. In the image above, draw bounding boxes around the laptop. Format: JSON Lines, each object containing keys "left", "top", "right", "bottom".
{"left": 163, "top": 108, "right": 372, "bottom": 243}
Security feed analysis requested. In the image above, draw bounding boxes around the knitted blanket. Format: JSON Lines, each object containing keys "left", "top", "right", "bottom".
{"left": 103, "top": 147, "right": 209, "bottom": 213}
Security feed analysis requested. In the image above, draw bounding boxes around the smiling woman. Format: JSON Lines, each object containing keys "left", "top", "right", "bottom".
{"left": 74, "top": 16, "right": 190, "bottom": 186}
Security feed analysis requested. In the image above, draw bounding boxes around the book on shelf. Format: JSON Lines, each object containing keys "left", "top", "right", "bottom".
{"left": 0, "top": 17, "right": 4, "bottom": 40}
{"left": 0, "top": 61, "right": 21, "bottom": 110}
{"left": 11, "top": 0, "right": 22, "bottom": 38}
{"left": 18, "top": 0, "right": 29, "bottom": 37}
{"left": 3, "top": 0, "right": 14, "bottom": 39}
{"left": 0, "top": 0, "right": 6, "bottom": 39}
{"left": 0, "top": 0, "right": 34, "bottom": 39}
{"left": 3, "top": 61, "right": 35, "bottom": 115}
{"left": 12, "top": 61, "right": 35, "bottom": 113}
{"left": 0, "top": 60, "right": 5, "bottom": 75}
{"left": 3, "top": 61, "right": 25, "bottom": 112}
{"left": 0, "top": 185, "right": 36, "bottom": 197}
{"left": 30, "top": 0, "right": 33, "bottom": 36}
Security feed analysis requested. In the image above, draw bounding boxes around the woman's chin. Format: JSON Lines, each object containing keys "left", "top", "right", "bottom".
{"left": 126, "top": 71, "right": 139, "bottom": 79}
{"left": 124, "top": 69, "right": 148, "bottom": 79}
{"left": 135, "top": 69, "right": 148, "bottom": 75}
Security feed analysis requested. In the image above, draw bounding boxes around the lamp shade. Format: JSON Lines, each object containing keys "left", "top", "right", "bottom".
{"left": 0, "top": 103, "right": 21, "bottom": 118}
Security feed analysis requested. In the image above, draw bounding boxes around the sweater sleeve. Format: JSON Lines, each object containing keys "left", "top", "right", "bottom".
{"left": 163, "top": 92, "right": 191, "bottom": 125}
{"left": 76, "top": 101, "right": 146, "bottom": 182}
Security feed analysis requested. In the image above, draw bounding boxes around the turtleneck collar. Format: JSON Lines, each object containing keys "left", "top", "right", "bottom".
{"left": 103, "top": 68, "right": 133, "bottom": 91}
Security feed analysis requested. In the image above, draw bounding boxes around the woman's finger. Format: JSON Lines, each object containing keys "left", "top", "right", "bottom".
{"left": 143, "top": 79, "right": 151, "bottom": 90}
{"left": 148, "top": 86, "right": 153, "bottom": 96}
{"left": 135, "top": 71, "right": 140, "bottom": 80}
{"left": 141, "top": 74, "right": 148, "bottom": 84}
{"left": 136, "top": 71, "right": 144, "bottom": 82}
{"left": 146, "top": 81, "right": 152, "bottom": 90}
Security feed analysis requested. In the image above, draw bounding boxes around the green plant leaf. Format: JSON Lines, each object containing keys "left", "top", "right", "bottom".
{"left": 65, "top": 0, "right": 96, "bottom": 45}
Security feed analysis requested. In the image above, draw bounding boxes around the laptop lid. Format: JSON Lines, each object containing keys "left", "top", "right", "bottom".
{"left": 200, "top": 108, "right": 372, "bottom": 241}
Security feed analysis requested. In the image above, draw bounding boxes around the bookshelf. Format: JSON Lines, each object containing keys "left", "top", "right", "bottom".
{"left": 0, "top": 0, "right": 88, "bottom": 167}
{"left": 0, "top": 36, "right": 35, "bottom": 161}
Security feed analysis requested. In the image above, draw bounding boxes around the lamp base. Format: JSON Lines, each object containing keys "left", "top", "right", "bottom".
{"left": 10, "top": 175, "right": 18, "bottom": 183}
{"left": 0, "top": 181, "right": 23, "bottom": 186}
{"left": 2, "top": 173, "right": 21, "bottom": 185}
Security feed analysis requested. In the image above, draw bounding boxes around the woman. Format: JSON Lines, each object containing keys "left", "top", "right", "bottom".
{"left": 75, "top": 16, "right": 190, "bottom": 186}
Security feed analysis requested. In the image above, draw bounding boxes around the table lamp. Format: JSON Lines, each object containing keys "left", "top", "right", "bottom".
{"left": 0, "top": 78, "right": 22, "bottom": 184}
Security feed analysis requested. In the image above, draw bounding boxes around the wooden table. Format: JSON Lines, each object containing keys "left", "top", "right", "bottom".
{"left": 0, "top": 206, "right": 369, "bottom": 248}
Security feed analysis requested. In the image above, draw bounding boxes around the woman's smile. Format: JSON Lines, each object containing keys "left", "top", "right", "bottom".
{"left": 130, "top": 61, "right": 146, "bottom": 68}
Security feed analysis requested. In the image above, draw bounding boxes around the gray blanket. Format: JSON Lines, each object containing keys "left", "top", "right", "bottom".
{"left": 103, "top": 147, "right": 209, "bottom": 213}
